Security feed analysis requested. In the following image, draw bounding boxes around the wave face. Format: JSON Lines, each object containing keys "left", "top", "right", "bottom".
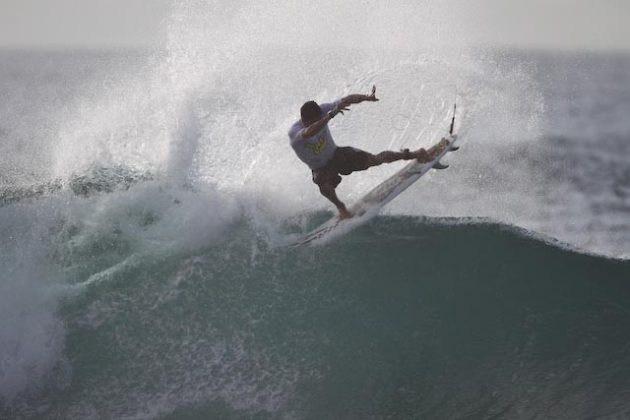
{"left": 2, "top": 215, "right": 630, "bottom": 419}
{"left": 1, "top": 0, "right": 630, "bottom": 418}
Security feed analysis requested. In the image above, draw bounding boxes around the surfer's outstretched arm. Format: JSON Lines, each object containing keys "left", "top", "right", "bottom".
{"left": 319, "top": 185, "right": 352, "bottom": 219}
{"left": 301, "top": 111, "right": 334, "bottom": 138}
{"left": 339, "top": 85, "right": 379, "bottom": 108}
{"left": 301, "top": 104, "right": 349, "bottom": 137}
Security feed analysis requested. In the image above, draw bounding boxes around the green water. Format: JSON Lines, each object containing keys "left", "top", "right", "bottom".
{"left": 6, "top": 217, "right": 628, "bottom": 419}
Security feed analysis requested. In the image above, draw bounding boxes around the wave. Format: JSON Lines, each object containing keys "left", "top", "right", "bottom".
{"left": 3, "top": 212, "right": 629, "bottom": 419}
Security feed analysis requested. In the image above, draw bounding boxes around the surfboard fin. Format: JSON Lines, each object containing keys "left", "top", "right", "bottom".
{"left": 433, "top": 162, "right": 449, "bottom": 170}
{"left": 450, "top": 146, "right": 459, "bottom": 152}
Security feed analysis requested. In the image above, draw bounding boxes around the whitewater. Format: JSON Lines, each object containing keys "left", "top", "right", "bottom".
{"left": 1, "top": 1, "right": 630, "bottom": 419}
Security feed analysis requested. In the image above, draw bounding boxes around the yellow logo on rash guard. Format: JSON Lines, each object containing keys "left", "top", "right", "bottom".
{"left": 305, "top": 137, "right": 327, "bottom": 155}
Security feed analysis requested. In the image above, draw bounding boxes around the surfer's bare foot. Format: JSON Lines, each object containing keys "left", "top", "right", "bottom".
{"left": 412, "top": 147, "right": 431, "bottom": 162}
{"left": 338, "top": 208, "right": 353, "bottom": 220}
{"left": 426, "top": 138, "right": 451, "bottom": 159}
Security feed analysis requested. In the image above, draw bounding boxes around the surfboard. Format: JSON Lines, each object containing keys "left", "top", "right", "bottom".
{"left": 291, "top": 104, "right": 460, "bottom": 247}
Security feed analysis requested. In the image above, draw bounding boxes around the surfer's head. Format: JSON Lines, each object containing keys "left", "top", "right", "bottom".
{"left": 301, "top": 101, "right": 323, "bottom": 126}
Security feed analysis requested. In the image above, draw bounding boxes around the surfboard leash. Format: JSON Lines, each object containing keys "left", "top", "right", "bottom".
{"left": 449, "top": 103, "right": 456, "bottom": 135}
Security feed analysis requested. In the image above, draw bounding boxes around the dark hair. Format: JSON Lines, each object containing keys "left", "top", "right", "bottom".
{"left": 300, "top": 101, "right": 322, "bottom": 121}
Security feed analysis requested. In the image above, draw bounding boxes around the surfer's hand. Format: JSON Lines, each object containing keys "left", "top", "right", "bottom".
{"left": 339, "top": 86, "right": 379, "bottom": 108}
{"left": 365, "top": 85, "right": 379, "bottom": 102}
{"left": 332, "top": 104, "right": 350, "bottom": 117}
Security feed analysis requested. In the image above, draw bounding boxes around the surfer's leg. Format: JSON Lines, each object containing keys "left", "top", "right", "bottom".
{"left": 312, "top": 167, "right": 352, "bottom": 219}
{"left": 319, "top": 185, "right": 352, "bottom": 219}
{"left": 367, "top": 148, "right": 430, "bottom": 167}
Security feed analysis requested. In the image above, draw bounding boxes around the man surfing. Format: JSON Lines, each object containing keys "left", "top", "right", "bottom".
{"left": 288, "top": 85, "right": 447, "bottom": 219}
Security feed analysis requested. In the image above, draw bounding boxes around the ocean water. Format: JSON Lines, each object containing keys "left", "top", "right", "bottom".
{"left": 2, "top": 2, "right": 630, "bottom": 419}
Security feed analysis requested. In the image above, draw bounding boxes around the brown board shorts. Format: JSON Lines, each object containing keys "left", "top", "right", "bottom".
{"left": 312, "top": 147, "right": 372, "bottom": 188}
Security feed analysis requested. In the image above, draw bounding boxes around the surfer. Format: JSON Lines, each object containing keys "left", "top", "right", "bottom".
{"left": 289, "top": 85, "right": 437, "bottom": 219}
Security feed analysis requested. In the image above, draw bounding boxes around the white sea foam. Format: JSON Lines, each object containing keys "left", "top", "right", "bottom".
{"left": 0, "top": 200, "right": 65, "bottom": 401}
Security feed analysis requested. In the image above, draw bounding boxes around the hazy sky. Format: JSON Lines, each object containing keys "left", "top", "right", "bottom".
{"left": 0, "top": 0, "right": 170, "bottom": 48}
{"left": 468, "top": 0, "right": 630, "bottom": 51}
{"left": 0, "top": 0, "right": 629, "bottom": 51}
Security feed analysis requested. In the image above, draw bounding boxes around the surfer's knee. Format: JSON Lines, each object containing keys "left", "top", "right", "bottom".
{"left": 366, "top": 153, "right": 382, "bottom": 167}
{"left": 319, "top": 184, "right": 335, "bottom": 196}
